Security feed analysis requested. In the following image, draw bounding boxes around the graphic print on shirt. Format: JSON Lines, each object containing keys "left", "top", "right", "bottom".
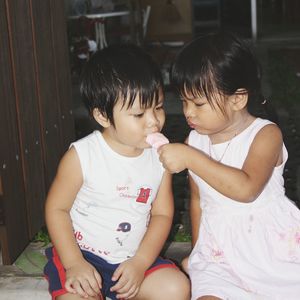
{"left": 116, "top": 222, "right": 132, "bottom": 246}
{"left": 74, "top": 230, "right": 111, "bottom": 256}
{"left": 115, "top": 186, "right": 152, "bottom": 247}
{"left": 75, "top": 202, "right": 99, "bottom": 217}
{"left": 117, "top": 183, "right": 153, "bottom": 204}
{"left": 136, "top": 187, "right": 152, "bottom": 203}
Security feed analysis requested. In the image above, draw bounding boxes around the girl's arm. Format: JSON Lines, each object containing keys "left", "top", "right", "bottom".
{"left": 45, "top": 147, "right": 101, "bottom": 297}
{"left": 159, "top": 124, "right": 283, "bottom": 203}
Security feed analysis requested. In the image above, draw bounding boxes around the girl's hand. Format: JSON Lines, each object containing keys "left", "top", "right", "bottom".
{"left": 64, "top": 259, "right": 102, "bottom": 298}
{"left": 110, "top": 256, "right": 147, "bottom": 299}
{"left": 158, "top": 143, "right": 189, "bottom": 173}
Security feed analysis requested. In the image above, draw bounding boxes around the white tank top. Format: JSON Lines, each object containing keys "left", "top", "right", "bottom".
{"left": 70, "top": 131, "right": 164, "bottom": 263}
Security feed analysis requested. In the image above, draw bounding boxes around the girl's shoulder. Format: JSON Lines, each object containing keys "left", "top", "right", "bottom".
{"left": 236, "top": 118, "right": 281, "bottom": 146}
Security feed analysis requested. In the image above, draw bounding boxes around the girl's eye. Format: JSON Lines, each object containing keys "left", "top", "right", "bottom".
{"left": 195, "top": 103, "right": 205, "bottom": 107}
{"left": 156, "top": 105, "right": 164, "bottom": 110}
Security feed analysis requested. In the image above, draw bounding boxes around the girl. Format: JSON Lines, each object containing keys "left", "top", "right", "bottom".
{"left": 158, "top": 32, "right": 300, "bottom": 299}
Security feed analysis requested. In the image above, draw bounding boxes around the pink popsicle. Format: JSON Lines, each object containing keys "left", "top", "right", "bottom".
{"left": 146, "top": 132, "right": 169, "bottom": 149}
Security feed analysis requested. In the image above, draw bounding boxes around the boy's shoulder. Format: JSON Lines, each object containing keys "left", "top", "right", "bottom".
{"left": 71, "top": 131, "right": 99, "bottom": 149}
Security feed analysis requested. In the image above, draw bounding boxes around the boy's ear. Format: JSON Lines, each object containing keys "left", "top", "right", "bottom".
{"left": 92, "top": 108, "right": 110, "bottom": 128}
{"left": 230, "top": 89, "right": 248, "bottom": 111}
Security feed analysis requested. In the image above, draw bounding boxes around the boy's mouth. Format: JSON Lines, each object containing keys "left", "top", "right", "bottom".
{"left": 187, "top": 121, "right": 196, "bottom": 128}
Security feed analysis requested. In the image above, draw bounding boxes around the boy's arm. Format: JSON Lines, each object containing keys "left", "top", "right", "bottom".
{"left": 45, "top": 147, "right": 83, "bottom": 266}
{"left": 45, "top": 147, "right": 101, "bottom": 297}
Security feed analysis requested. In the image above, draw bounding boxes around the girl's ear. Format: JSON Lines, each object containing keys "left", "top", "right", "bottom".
{"left": 230, "top": 89, "right": 248, "bottom": 111}
{"left": 92, "top": 108, "right": 110, "bottom": 128}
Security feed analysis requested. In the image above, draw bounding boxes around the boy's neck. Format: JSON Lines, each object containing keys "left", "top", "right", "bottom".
{"left": 101, "top": 130, "right": 144, "bottom": 157}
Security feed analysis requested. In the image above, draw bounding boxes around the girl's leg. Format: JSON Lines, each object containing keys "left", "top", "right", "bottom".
{"left": 181, "top": 256, "right": 189, "bottom": 274}
{"left": 133, "top": 267, "right": 190, "bottom": 300}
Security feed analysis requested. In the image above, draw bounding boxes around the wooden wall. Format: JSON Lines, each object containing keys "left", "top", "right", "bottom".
{"left": 0, "top": 0, "right": 74, "bottom": 264}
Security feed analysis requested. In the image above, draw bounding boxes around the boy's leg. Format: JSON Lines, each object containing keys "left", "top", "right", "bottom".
{"left": 134, "top": 266, "right": 190, "bottom": 300}
{"left": 44, "top": 247, "right": 105, "bottom": 300}
{"left": 57, "top": 294, "right": 101, "bottom": 300}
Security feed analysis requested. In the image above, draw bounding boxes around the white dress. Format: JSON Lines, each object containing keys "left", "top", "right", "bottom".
{"left": 188, "top": 118, "right": 300, "bottom": 300}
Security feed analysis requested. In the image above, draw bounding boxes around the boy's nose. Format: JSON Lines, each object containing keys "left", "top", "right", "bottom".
{"left": 147, "top": 111, "right": 160, "bottom": 128}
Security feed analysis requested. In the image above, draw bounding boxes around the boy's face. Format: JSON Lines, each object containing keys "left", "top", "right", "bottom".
{"left": 101, "top": 90, "right": 165, "bottom": 157}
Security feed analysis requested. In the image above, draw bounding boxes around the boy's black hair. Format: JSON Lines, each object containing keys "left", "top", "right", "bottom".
{"left": 171, "top": 31, "right": 264, "bottom": 113}
{"left": 80, "top": 44, "right": 163, "bottom": 128}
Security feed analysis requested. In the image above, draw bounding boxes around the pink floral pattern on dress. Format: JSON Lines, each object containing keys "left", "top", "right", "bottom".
{"left": 211, "top": 249, "right": 224, "bottom": 262}
{"left": 276, "top": 226, "right": 300, "bottom": 263}
{"left": 295, "top": 231, "right": 300, "bottom": 244}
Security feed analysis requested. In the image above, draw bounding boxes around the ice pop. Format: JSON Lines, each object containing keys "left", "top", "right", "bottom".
{"left": 146, "top": 132, "right": 169, "bottom": 149}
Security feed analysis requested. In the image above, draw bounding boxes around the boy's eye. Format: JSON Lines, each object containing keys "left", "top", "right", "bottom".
{"left": 156, "top": 105, "right": 164, "bottom": 110}
{"left": 133, "top": 112, "right": 144, "bottom": 118}
{"left": 195, "top": 103, "right": 205, "bottom": 107}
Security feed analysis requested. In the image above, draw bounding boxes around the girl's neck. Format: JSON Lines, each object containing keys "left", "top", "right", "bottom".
{"left": 209, "top": 112, "right": 255, "bottom": 144}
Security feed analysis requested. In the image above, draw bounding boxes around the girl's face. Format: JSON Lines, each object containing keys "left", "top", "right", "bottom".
{"left": 182, "top": 93, "right": 235, "bottom": 137}
{"left": 102, "top": 90, "right": 165, "bottom": 157}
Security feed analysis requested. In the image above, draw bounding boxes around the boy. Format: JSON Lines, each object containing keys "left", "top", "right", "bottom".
{"left": 44, "top": 44, "right": 190, "bottom": 300}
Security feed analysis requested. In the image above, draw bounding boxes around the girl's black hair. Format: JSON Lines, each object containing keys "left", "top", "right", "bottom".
{"left": 80, "top": 44, "right": 163, "bottom": 127}
{"left": 171, "top": 31, "right": 265, "bottom": 113}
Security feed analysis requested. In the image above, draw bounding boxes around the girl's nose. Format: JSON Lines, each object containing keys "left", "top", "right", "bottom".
{"left": 184, "top": 102, "right": 195, "bottom": 118}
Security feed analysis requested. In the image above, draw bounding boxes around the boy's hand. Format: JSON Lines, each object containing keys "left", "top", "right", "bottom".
{"left": 64, "top": 259, "right": 102, "bottom": 298}
{"left": 158, "top": 143, "right": 189, "bottom": 174}
{"left": 110, "top": 256, "right": 147, "bottom": 299}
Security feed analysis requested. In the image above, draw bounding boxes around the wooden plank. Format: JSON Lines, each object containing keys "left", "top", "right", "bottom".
{"left": 6, "top": 0, "right": 46, "bottom": 238}
{"left": 50, "top": 0, "right": 75, "bottom": 152}
{"left": 0, "top": 0, "right": 29, "bottom": 264}
{"left": 31, "top": 0, "right": 63, "bottom": 190}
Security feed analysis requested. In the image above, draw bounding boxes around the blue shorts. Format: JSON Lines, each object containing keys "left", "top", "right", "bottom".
{"left": 44, "top": 247, "right": 177, "bottom": 300}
